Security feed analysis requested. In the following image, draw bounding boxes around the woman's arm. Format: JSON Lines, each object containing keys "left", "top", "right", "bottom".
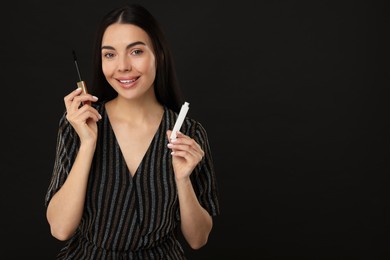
{"left": 176, "top": 178, "right": 213, "bottom": 249}
{"left": 46, "top": 141, "right": 96, "bottom": 241}
{"left": 46, "top": 88, "right": 101, "bottom": 241}
{"left": 166, "top": 130, "right": 213, "bottom": 249}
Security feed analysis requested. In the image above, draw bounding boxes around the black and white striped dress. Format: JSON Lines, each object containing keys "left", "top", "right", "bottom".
{"left": 45, "top": 102, "right": 220, "bottom": 259}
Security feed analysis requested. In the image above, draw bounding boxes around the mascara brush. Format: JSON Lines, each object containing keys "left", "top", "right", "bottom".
{"left": 72, "top": 50, "right": 88, "bottom": 95}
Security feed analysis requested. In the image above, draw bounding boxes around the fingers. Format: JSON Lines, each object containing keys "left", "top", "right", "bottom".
{"left": 64, "top": 88, "right": 82, "bottom": 110}
{"left": 67, "top": 104, "right": 102, "bottom": 123}
{"left": 64, "top": 88, "right": 102, "bottom": 124}
{"left": 166, "top": 131, "right": 204, "bottom": 159}
{"left": 166, "top": 130, "right": 191, "bottom": 143}
{"left": 64, "top": 88, "right": 99, "bottom": 111}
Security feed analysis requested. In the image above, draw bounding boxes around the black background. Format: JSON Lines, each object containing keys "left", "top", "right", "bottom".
{"left": 1, "top": 0, "right": 388, "bottom": 259}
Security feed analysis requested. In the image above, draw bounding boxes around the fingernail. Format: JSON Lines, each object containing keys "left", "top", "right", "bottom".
{"left": 93, "top": 96, "right": 98, "bottom": 100}
{"left": 167, "top": 143, "right": 173, "bottom": 148}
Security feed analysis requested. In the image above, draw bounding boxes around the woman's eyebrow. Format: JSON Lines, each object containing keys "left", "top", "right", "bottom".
{"left": 101, "top": 41, "right": 146, "bottom": 50}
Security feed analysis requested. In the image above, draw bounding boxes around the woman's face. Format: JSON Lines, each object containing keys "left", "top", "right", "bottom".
{"left": 101, "top": 23, "right": 157, "bottom": 101}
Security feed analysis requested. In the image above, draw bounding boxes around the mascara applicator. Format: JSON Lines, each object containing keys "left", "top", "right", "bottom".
{"left": 72, "top": 50, "right": 88, "bottom": 95}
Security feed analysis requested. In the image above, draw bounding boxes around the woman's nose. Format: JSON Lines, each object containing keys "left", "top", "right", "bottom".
{"left": 118, "top": 56, "right": 132, "bottom": 72}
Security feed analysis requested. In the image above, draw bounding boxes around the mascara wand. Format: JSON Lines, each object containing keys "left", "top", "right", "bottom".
{"left": 73, "top": 50, "right": 83, "bottom": 82}
{"left": 72, "top": 50, "right": 88, "bottom": 95}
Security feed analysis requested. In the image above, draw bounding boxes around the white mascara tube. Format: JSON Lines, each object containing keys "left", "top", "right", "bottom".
{"left": 170, "top": 102, "right": 190, "bottom": 140}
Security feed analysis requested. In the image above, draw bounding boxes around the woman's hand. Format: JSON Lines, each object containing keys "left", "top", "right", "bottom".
{"left": 64, "top": 88, "right": 101, "bottom": 144}
{"left": 166, "top": 130, "right": 204, "bottom": 181}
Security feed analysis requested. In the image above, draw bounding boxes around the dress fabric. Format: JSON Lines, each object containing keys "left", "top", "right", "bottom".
{"left": 45, "top": 102, "right": 220, "bottom": 260}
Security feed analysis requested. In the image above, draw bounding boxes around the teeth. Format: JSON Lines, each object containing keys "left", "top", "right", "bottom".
{"left": 120, "top": 79, "right": 136, "bottom": 84}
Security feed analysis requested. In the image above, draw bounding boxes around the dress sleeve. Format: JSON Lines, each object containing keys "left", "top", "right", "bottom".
{"left": 45, "top": 111, "right": 80, "bottom": 207}
{"left": 190, "top": 122, "right": 220, "bottom": 217}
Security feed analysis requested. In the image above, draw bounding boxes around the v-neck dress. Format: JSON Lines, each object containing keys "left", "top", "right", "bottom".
{"left": 45, "top": 102, "right": 220, "bottom": 260}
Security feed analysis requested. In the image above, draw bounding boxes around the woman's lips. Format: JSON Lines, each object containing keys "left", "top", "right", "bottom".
{"left": 117, "top": 77, "right": 139, "bottom": 88}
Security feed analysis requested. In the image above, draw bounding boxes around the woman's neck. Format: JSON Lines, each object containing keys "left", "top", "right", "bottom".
{"left": 105, "top": 96, "right": 164, "bottom": 125}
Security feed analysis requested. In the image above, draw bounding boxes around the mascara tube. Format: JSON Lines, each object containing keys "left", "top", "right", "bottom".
{"left": 77, "top": 81, "right": 88, "bottom": 95}
{"left": 170, "top": 102, "right": 190, "bottom": 140}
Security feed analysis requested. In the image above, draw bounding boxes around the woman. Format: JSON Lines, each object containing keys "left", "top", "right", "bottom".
{"left": 45, "top": 3, "right": 220, "bottom": 259}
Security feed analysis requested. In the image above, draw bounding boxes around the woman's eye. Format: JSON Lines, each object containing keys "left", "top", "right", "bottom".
{"left": 103, "top": 53, "right": 115, "bottom": 58}
{"left": 131, "top": 49, "right": 143, "bottom": 55}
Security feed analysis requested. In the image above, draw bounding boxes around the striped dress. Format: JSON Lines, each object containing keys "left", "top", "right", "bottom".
{"left": 45, "top": 102, "right": 220, "bottom": 259}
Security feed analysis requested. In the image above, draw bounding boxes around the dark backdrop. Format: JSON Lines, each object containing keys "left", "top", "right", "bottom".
{"left": 1, "top": 0, "right": 388, "bottom": 259}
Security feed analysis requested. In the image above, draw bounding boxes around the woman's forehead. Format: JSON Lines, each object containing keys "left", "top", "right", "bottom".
{"left": 102, "top": 23, "right": 152, "bottom": 47}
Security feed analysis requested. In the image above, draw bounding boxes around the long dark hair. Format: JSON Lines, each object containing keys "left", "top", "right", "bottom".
{"left": 90, "top": 4, "right": 183, "bottom": 112}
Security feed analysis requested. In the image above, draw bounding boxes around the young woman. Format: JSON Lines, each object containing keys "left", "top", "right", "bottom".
{"left": 45, "top": 3, "right": 220, "bottom": 259}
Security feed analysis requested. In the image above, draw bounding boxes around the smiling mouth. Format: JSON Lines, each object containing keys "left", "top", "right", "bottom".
{"left": 116, "top": 77, "right": 140, "bottom": 88}
{"left": 118, "top": 78, "right": 138, "bottom": 84}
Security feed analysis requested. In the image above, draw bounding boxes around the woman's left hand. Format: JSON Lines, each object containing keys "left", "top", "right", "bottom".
{"left": 166, "top": 130, "right": 204, "bottom": 181}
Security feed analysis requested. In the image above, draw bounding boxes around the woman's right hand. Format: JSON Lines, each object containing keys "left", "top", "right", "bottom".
{"left": 64, "top": 88, "right": 102, "bottom": 144}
